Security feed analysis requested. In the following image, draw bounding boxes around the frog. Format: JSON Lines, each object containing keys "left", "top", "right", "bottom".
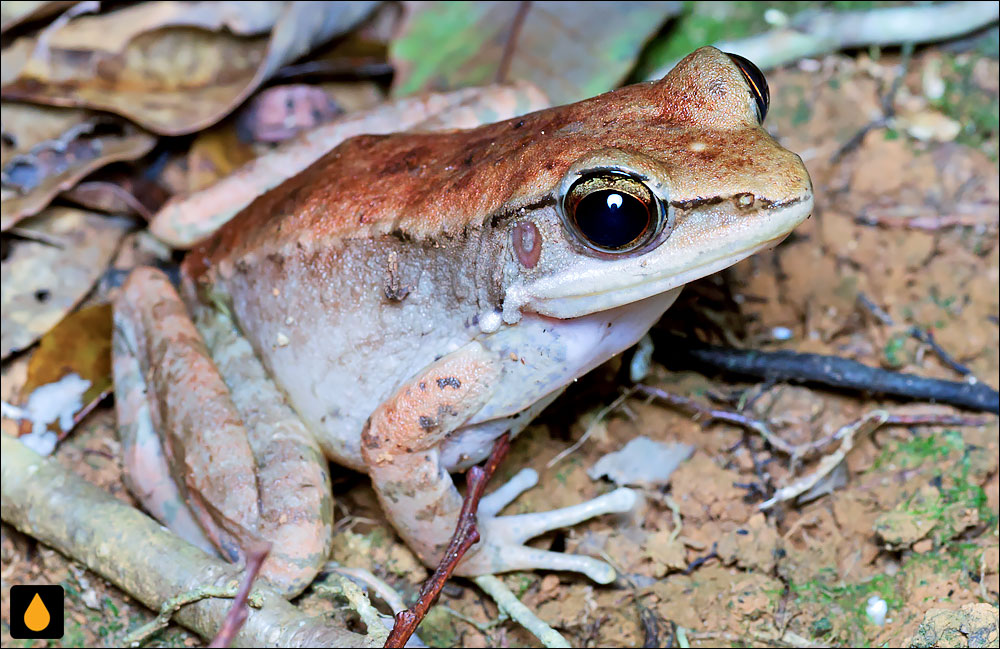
{"left": 111, "top": 46, "right": 813, "bottom": 597}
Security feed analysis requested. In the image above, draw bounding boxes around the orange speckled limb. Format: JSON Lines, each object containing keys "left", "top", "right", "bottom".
{"left": 361, "top": 343, "right": 635, "bottom": 583}
{"left": 112, "top": 267, "right": 332, "bottom": 597}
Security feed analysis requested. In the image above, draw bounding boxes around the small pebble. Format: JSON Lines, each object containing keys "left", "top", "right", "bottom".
{"left": 772, "top": 326, "right": 793, "bottom": 341}
{"left": 866, "top": 595, "right": 888, "bottom": 626}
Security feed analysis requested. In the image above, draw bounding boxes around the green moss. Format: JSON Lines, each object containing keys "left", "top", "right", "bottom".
{"left": 881, "top": 332, "right": 908, "bottom": 368}
{"left": 415, "top": 605, "right": 459, "bottom": 648}
{"left": 872, "top": 429, "right": 963, "bottom": 471}
{"left": 791, "top": 428, "right": 995, "bottom": 645}
{"left": 932, "top": 52, "right": 1000, "bottom": 160}
{"left": 790, "top": 570, "right": 905, "bottom": 646}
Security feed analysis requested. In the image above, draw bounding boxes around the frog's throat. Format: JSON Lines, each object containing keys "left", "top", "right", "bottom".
{"left": 503, "top": 197, "right": 812, "bottom": 323}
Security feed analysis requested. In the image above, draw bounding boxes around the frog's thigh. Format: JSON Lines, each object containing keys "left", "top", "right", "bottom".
{"left": 114, "top": 268, "right": 260, "bottom": 563}
{"left": 193, "top": 301, "right": 333, "bottom": 597}
{"left": 112, "top": 296, "right": 216, "bottom": 556}
{"left": 113, "top": 268, "right": 331, "bottom": 597}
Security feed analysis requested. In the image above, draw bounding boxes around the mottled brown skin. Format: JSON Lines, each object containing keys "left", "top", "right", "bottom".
{"left": 184, "top": 47, "right": 807, "bottom": 283}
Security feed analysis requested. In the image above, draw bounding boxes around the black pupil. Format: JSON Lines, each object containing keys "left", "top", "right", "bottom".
{"left": 574, "top": 189, "right": 650, "bottom": 250}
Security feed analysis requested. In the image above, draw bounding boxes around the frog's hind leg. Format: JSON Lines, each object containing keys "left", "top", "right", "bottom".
{"left": 112, "top": 267, "right": 332, "bottom": 597}
{"left": 191, "top": 297, "right": 335, "bottom": 596}
{"left": 361, "top": 343, "right": 635, "bottom": 584}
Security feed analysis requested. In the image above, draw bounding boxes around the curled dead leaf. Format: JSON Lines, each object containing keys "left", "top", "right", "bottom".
{"left": 1, "top": 206, "right": 130, "bottom": 358}
{"left": 1, "top": 103, "right": 155, "bottom": 229}
{"left": 2, "top": 1, "right": 378, "bottom": 135}
{"left": 389, "top": 1, "right": 681, "bottom": 105}
{"left": 0, "top": 0, "right": 77, "bottom": 34}
{"left": 12, "top": 303, "right": 113, "bottom": 453}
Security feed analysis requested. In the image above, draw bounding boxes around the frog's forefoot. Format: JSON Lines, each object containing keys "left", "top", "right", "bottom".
{"left": 466, "top": 468, "right": 637, "bottom": 583}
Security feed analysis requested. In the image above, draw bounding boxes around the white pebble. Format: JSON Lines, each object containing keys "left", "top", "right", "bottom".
{"left": 771, "top": 326, "right": 793, "bottom": 341}
{"left": 866, "top": 595, "right": 888, "bottom": 626}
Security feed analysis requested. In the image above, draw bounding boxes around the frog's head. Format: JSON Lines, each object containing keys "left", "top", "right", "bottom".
{"left": 496, "top": 46, "right": 813, "bottom": 324}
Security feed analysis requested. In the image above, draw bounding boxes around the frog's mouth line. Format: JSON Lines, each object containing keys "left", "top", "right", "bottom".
{"left": 512, "top": 196, "right": 813, "bottom": 321}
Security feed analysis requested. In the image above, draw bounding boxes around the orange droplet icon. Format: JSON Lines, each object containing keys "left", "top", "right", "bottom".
{"left": 24, "top": 592, "right": 51, "bottom": 632}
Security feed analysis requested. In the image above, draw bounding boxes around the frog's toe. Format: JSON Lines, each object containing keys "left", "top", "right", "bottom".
{"left": 480, "top": 468, "right": 539, "bottom": 518}
{"left": 469, "top": 486, "right": 637, "bottom": 583}
{"left": 487, "top": 546, "right": 618, "bottom": 584}
{"left": 486, "top": 487, "right": 637, "bottom": 544}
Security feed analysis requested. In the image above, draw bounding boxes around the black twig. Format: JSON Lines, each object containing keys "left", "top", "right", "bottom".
{"left": 653, "top": 335, "right": 999, "bottom": 414}
{"left": 908, "top": 326, "right": 974, "bottom": 376}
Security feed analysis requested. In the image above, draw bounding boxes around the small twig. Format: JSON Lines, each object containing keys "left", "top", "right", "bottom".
{"left": 67, "top": 388, "right": 113, "bottom": 438}
{"left": 124, "top": 581, "right": 264, "bottom": 647}
{"left": 858, "top": 293, "right": 976, "bottom": 379}
{"left": 208, "top": 543, "right": 270, "bottom": 648}
{"left": 907, "top": 326, "right": 974, "bottom": 377}
{"left": 496, "top": 2, "right": 531, "bottom": 84}
{"left": 652, "top": 335, "right": 999, "bottom": 413}
{"left": 324, "top": 563, "right": 407, "bottom": 613}
{"left": 440, "top": 605, "right": 506, "bottom": 633}
{"left": 637, "top": 604, "right": 668, "bottom": 649}
{"left": 683, "top": 542, "right": 718, "bottom": 575}
{"left": 384, "top": 433, "right": 512, "bottom": 648}
{"left": 547, "top": 388, "right": 636, "bottom": 468}
{"left": 855, "top": 201, "right": 997, "bottom": 232}
{"left": 857, "top": 292, "right": 894, "bottom": 327}
{"left": 314, "top": 572, "right": 389, "bottom": 644}
{"left": 634, "top": 384, "right": 799, "bottom": 457}
{"left": 759, "top": 410, "right": 990, "bottom": 510}
{"left": 831, "top": 41, "right": 912, "bottom": 164}
{"left": 473, "top": 575, "right": 569, "bottom": 648}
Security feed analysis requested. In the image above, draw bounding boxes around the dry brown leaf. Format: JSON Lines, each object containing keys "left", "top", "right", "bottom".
{"left": 2, "top": 1, "right": 377, "bottom": 135}
{"left": 1, "top": 206, "right": 130, "bottom": 358}
{"left": 186, "top": 123, "right": 258, "bottom": 193}
{"left": 62, "top": 178, "right": 165, "bottom": 220}
{"left": 18, "top": 302, "right": 113, "bottom": 438}
{"left": 1, "top": 103, "right": 155, "bottom": 229}
{"left": 0, "top": 0, "right": 77, "bottom": 34}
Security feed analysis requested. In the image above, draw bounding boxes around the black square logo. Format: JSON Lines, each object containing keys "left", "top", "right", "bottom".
{"left": 9, "top": 585, "right": 65, "bottom": 639}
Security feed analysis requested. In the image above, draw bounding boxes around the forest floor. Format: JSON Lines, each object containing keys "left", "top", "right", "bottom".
{"left": 2, "top": 44, "right": 998, "bottom": 649}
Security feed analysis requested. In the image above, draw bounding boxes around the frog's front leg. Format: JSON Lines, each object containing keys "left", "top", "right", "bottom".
{"left": 361, "top": 344, "right": 636, "bottom": 584}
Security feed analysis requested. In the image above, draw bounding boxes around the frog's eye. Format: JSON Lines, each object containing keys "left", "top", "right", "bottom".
{"left": 562, "top": 173, "right": 661, "bottom": 253}
{"left": 726, "top": 52, "right": 769, "bottom": 123}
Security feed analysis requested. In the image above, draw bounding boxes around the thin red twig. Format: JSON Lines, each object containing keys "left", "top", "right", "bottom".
{"left": 384, "top": 433, "right": 512, "bottom": 648}
{"left": 208, "top": 542, "right": 270, "bottom": 648}
{"left": 496, "top": 2, "right": 530, "bottom": 84}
